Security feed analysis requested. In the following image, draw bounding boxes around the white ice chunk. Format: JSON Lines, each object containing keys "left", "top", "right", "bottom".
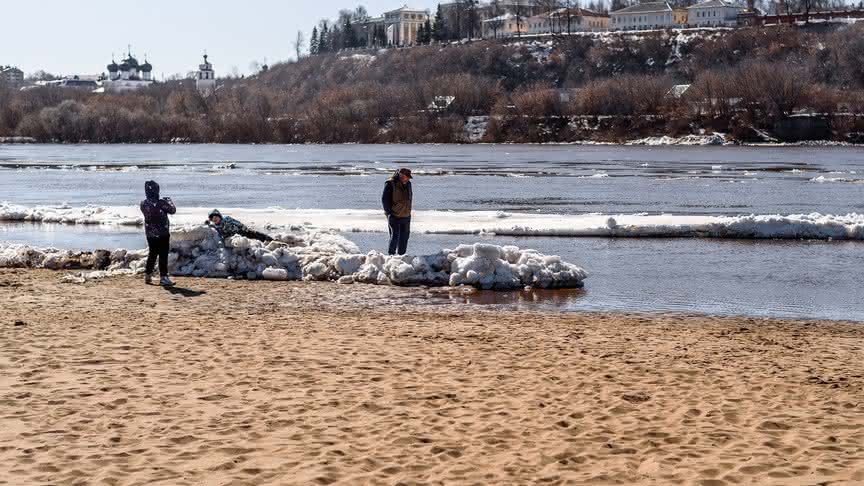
{"left": 262, "top": 267, "right": 289, "bottom": 281}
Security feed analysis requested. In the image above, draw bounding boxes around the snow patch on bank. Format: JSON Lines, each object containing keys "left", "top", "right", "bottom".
{"left": 628, "top": 133, "right": 729, "bottom": 146}
{"left": 0, "top": 226, "right": 587, "bottom": 290}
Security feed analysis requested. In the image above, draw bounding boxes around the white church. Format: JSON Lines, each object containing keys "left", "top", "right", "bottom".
{"left": 104, "top": 50, "right": 154, "bottom": 93}
{"left": 196, "top": 54, "right": 216, "bottom": 96}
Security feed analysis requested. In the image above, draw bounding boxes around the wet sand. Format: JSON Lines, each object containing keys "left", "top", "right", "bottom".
{"left": 1, "top": 269, "right": 863, "bottom": 485}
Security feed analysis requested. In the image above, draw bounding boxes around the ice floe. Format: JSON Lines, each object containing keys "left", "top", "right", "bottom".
{"left": 4, "top": 204, "right": 864, "bottom": 240}
{"left": 0, "top": 202, "right": 142, "bottom": 226}
{"left": 0, "top": 226, "right": 588, "bottom": 290}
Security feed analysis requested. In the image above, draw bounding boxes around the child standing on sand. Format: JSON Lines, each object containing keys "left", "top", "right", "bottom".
{"left": 140, "top": 180, "right": 176, "bottom": 286}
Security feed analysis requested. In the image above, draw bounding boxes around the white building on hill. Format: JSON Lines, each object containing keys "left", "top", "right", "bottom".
{"left": 687, "top": 0, "right": 744, "bottom": 27}
{"left": 196, "top": 54, "right": 216, "bottom": 96}
{"left": 610, "top": 2, "right": 674, "bottom": 30}
{"left": 384, "top": 6, "right": 430, "bottom": 46}
{"left": 104, "top": 51, "right": 154, "bottom": 93}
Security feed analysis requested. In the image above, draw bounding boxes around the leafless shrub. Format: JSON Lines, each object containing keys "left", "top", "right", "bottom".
{"left": 574, "top": 75, "right": 672, "bottom": 117}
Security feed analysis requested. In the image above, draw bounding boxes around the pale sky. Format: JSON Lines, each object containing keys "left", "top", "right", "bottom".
{"left": 0, "top": 0, "right": 438, "bottom": 79}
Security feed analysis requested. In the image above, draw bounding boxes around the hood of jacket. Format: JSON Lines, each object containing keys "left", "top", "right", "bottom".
{"left": 390, "top": 170, "right": 413, "bottom": 185}
{"left": 145, "top": 181, "right": 160, "bottom": 201}
{"left": 208, "top": 209, "right": 222, "bottom": 220}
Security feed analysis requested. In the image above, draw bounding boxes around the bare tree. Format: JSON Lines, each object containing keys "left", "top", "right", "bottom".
{"left": 564, "top": 0, "right": 577, "bottom": 35}
{"left": 515, "top": 3, "right": 525, "bottom": 38}
{"left": 454, "top": 0, "right": 464, "bottom": 40}
{"left": 535, "top": 0, "right": 561, "bottom": 34}
{"left": 536, "top": 0, "right": 561, "bottom": 13}
{"left": 488, "top": 0, "right": 505, "bottom": 38}
{"left": 735, "top": 62, "right": 810, "bottom": 120}
{"left": 464, "top": 0, "right": 479, "bottom": 39}
{"left": 294, "top": 31, "right": 306, "bottom": 61}
{"left": 353, "top": 5, "right": 369, "bottom": 21}
{"left": 692, "top": 70, "right": 738, "bottom": 117}
{"left": 798, "top": 0, "right": 826, "bottom": 22}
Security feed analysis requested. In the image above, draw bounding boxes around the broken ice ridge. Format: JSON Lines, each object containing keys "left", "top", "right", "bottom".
{"left": 0, "top": 226, "right": 588, "bottom": 290}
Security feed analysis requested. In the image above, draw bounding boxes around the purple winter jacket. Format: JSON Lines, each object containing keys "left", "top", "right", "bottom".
{"left": 140, "top": 181, "right": 176, "bottom": 238}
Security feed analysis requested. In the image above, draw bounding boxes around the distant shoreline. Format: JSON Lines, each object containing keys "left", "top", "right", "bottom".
{"left": 1, "top": 137, "right": 859, "bottom": 147}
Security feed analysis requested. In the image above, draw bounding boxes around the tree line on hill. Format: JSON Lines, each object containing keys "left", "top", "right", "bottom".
{"left": 1, "top": 24, "right": 863, "bottom": 144}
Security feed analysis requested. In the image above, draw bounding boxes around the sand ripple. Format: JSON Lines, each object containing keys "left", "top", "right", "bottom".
{"left": 1, "top": 269, "right": 863, "bottom": 485}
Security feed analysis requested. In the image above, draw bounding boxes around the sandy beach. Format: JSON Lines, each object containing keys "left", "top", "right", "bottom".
{"left": 1, "top": 269, "right": 862, "bottom": 485}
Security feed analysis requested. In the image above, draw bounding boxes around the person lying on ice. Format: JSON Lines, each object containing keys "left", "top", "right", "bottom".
{"left": 207, "top": 210, "right": 274, "bottom": 243}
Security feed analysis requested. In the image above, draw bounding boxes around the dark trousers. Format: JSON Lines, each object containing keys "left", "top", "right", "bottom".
{"left": 146, "top": 236, "right": 170, "bottom": 277}
{"left": 388, "top": 216, "right": 411, "bottom": 255}
{"left": 241, "top": 230, "right": 273, "bottom": 243}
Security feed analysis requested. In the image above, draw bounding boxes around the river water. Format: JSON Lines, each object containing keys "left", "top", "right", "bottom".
{"left": 1, "top": 144, "right": 863, "bottom": 321}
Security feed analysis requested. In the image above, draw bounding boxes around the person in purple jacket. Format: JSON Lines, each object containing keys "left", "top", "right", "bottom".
{"left": 140, "top": 180, "right": 176, "bottom": 286}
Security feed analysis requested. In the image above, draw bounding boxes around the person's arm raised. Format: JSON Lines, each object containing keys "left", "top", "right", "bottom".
{"left": 162, "top": 197, "right": 177, "bottom": 215}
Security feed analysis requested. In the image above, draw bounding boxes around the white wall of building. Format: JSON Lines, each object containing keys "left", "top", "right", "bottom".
{"left": 384, "top": 7, "right": 429, "bottom": 46}
{"left": 687, "top": 2, "right": 742, "bottom": 27}
{"left": 610, "top": 10, "right": 674, "bottom": 30}
{"left": 197, "top": 56, "right": 216, "bottom": 96}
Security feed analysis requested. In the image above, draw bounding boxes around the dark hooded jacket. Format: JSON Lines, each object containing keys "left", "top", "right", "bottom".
{"left": 382, "top": 171, "right": 413, "bottom": 219}
{"left": 207, "top": 210, "right": 250, "bottom": 239}
{"left": 140, "top": 181, "right": 176, "bottom": 238}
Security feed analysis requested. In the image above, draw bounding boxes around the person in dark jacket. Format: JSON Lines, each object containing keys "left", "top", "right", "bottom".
{"left": 207, "top": 210, "right": 273, "bottom": 243}
{"left": 140, "top": 180, "right": 176, "bottom": 286}
{"left": 382, "top": 168, "right": 413, "bottom": 255}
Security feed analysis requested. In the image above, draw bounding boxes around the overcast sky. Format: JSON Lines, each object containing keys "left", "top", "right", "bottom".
{"left": 0, "top": 1, "right": 438, "bottom": 79}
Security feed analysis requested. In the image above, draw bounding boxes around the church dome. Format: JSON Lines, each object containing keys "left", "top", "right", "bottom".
{"left": 119, "top": 61, "right": 130, "bottom": 71}
{"left": 141, "top": 60, "right": 153, "bottom": 72}
{"left": 124, "top": 56, "right": 139, "bottom": 69}
{"left": 107, "top": 60, "right": 119, "bottom": 72}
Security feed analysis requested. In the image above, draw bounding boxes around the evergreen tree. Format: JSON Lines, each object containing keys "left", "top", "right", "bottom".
{"left": 424, "top": 18, "right": 433, "bottom": 44}
{"left": 310, "top": 27, "right": 319, "bottom": 55}
{"left": 343, "top": 16, "right": 356, "bottom": 48}
{"left": 320, "top": 22, "right": 330, "bottom": 53}
{"left": 418, "top": 23, "right": 427, "bottom": 45}
{"left": 432, "top": 4, "right": 447, "bottom": 42}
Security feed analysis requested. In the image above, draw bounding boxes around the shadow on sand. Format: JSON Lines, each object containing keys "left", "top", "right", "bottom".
{"left": 164, "top": 286, "right": 207, "bottom": 298}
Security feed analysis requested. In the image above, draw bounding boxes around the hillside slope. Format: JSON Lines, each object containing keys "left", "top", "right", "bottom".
{"left": 2, "top": 24, "right": 863, "bottom": 143}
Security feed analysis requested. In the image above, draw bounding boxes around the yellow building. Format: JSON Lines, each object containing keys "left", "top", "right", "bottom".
{"left": 673, "top": 7, "right": 689, "bottom": 25}
{"left": 526, "top": 8, "right": 610, "bottom": 34}
{"left": 482, "top": 12, "right": 528, "bottom": 38}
